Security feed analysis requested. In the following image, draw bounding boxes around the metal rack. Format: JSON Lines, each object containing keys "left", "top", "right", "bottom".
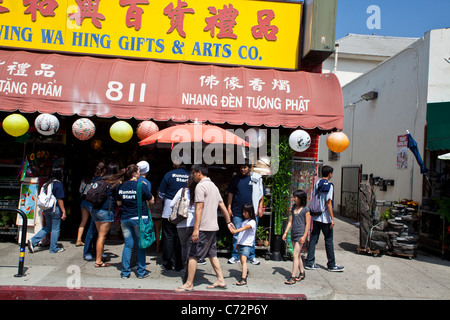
{"left": 0, "top": 180, "right": 21, "bottom": 237}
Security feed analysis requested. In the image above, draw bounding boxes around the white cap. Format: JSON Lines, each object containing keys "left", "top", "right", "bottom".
{"left": 137, "top": 160, "right": 150, "bottom": 174}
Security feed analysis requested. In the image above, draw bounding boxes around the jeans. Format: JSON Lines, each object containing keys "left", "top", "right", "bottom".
{"left": 83, "top": 218, "right": 97, "bottom": 258}
{"left": 306, "top": 220, "right": 336, "bottom": 269}
{"left": 121, "top": 219, "right": 147, "bottom": 277}
{"left": 31, "top": 207, "right": 62, "bottom": 253}
{"left": 231, "top": 215, "right": 257, "bottom": 261}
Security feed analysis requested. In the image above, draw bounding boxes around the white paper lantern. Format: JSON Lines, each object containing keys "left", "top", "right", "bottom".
{"left": 35, "top": 113, "right": 59, "bottom": 136}
{"left": 289, "top": 130, "right": 311, "bottom": 152}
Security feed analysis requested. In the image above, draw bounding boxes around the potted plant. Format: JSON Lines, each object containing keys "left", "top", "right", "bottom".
{"left": 436, "top": 197, "right": 450, "bottom": 223}
{"left": 256, "top": 226, "right": 266, "bottom": 247}
{"left": 263, "top": 230, "right": 270, "bottom": 247}
{"left": 271, "top": 135, "right": 294, "bottom": 260}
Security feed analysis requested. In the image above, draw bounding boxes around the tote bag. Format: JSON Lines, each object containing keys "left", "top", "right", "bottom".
{"left": 137, "top": 182, "right": 156, "bottom": 249}
{"left": 169, "top": 188, "right": 189, "bottom": 224}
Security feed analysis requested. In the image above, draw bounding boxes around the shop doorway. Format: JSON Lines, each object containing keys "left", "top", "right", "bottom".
{"left": 340, "top": 165, "right": 362, "bottom": 220}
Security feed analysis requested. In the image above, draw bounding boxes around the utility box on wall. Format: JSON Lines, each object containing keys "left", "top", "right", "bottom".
{"left": 301, "top": 0, "right": 338, "bottom": 65}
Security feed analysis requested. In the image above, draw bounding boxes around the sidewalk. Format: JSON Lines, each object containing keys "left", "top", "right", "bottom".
{"left": 0, "top": 215, "right": 449, "bottom": 300}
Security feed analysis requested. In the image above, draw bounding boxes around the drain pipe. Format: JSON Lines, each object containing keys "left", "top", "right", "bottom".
{"left": 333, "top": 43, "right": 339, "bottom": 74}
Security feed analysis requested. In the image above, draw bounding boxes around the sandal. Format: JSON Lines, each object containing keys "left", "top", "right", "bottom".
{"left": 296, "top": 272, "right": 305, "bottom": 282}
{"left": 236, "top": 278, "right": 247, "bottom": 286}
{"left": 95, "top": 262, "right": 110, "bottom": 268}
{"left": 75, "top": 241, "right": 84, "bottom": 247}
{"left": 284, "top": 277, "right": 296, "bottom": 285}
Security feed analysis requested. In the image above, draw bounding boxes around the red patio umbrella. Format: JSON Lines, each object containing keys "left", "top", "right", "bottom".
{"left": 138, "top": 123, "right": 251, "bottom": 148}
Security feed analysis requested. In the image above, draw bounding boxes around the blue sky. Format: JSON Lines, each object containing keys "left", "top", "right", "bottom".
{"left": 335, "top": 0, "right": 450, "bottom": 39}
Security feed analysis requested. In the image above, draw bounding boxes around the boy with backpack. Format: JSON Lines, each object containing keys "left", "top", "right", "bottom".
{"left": 28, "top": 168, "right": 66, "bottom": 254}
{"left": 304, "top": 165, "right": 344, "bottom": 272}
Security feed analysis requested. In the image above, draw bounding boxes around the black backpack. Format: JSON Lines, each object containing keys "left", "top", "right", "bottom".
{"left": 85, "top": 179, "right": 110, "bottom": 209}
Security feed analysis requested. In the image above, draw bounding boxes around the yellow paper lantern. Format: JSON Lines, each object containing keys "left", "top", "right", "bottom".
{"left": 110, "top": 120, "right": 133, "bottom": 143}
{"left": 2, "top": 114, "right": 29, "bottom": 137}
{"left": 326, "top": 132, "right": 349, "bottom": 153}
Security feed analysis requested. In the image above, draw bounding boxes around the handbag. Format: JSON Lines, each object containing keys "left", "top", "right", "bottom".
{"left": 169, "top": 187, "right": 189, "bottom": 224}
{"left": 137, "top": 182, "right": 156, "bottom": 249}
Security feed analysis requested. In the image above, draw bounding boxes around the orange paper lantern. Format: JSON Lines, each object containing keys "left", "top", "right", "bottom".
{"left": 136, "top": 121, "right": 159, "bottom": 140}
{"left": 326, "top": 132, "right": 349, "bottom": 153}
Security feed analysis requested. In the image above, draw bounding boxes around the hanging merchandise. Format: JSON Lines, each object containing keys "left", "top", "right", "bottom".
{"left": 136, "top": 120, "right": 159, "bottom": 140}
{"left": 110, "top": 120, "right": 133, "bottom": 143}
{"left": 35, "top": 113, "right": 60, "bottom": 136}
{"left": 2, "top": 114, "right": 29, "bottom": 137}
{"left": 72, "top": 118, "right": 96, "bottom": 141}
{"left": 326, "top": 131, "right": 349, "bottom": 153}
{"left": 288, "top": 129, "right": 311, "bottom": 152}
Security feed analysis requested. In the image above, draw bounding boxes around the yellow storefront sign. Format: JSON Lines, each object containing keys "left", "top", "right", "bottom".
{"left": 0, "top": 0, "right": 302, "bottom": 69}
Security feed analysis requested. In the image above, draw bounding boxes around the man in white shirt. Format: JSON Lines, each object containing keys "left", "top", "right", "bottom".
{"left": 305, "top": 165, "right": 344, "bottom": 272}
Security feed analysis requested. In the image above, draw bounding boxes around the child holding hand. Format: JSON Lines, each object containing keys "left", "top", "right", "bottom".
{"left": 230, "top": 203, "right": 257, "bottom": 286}
{"left": 283, "top": 190, "right": 311, "bottom": 285}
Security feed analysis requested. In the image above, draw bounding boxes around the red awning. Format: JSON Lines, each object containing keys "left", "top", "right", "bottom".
{"left": 0, "top": 50, "right": 343, "bottom": 130}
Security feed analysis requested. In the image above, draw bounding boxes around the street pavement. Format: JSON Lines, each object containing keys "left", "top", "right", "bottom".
{"left": 0, "top": 215, "right": 449, "bottom": 300}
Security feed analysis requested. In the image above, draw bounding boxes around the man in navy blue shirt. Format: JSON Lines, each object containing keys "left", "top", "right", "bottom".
{"left": 227, "top": 161, "right": 265, "bottom": 265}
{"left": 159, "top": 162, "right": 190, "bottom": 271}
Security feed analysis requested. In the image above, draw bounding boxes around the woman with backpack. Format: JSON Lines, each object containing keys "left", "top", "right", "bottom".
{"left": 77, "top": 162, "right": 106, "bottom": 247}
{"left": 90, "top": 163, "right": 121, "bottom": 268}
{"left": 28, "top": 167, "right": 66, "bottom": 254}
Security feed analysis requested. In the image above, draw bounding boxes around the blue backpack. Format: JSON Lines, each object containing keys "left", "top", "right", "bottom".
{"left": 309, "top": 183, "right": 323, "bottom": 216}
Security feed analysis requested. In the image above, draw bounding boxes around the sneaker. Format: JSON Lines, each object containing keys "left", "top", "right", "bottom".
{"left": 53, "top": 248, "right": 65, "bottom": 253}
{"left": 197, "top": 259, "right": 207, "bottom": 265}
{"left": 328, "top": 264, "right": 344, "bottom": 272}
{"left": 137, "top": 270, "right": 151, "bottom": 279}
{"left": 83, "top": 254, "right": 94, "bottom": 261}
{"left": 249, "top": 258, "right": 261, "bottom": 265}
{"left": 121, "top": 273, "right": 130, "bottom": 279}
{"left": 228, "top": 257, "right": 239, "bottom": 264}
{"left": 27, "top": 240, "right": 34, "bottom": 253}
{"left": 304, "top": 264, "right": 320, "bottom": 270}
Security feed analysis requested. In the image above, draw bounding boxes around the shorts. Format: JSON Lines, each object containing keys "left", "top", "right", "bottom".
{"left": 238, "top": 245, "right": 251, "bottom": 257}
{"left": 188, "top": 231, "right": 217, "bottom": 260}
{"left": 91, "top": 209, "right": 114, "bottom": 223}
{"left": 80, "top": 199, "right": 92, "bottom": 211}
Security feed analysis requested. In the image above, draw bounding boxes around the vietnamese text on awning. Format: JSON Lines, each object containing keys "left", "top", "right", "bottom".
{"left": 0, "top": 50, "right": 344, "bottom": 130}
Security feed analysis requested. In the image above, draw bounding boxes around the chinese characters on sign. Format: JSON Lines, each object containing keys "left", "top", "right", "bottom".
{"left": 0, "top": 0, "right": 9, "bottom": 13}
{"left": 163, "top": 0, "right": 194, "bottom": 38}
{"left": 68, "top": 0, "right": 106, "bottom": 28}
{"left": 0, "top": 0, "right": 302, "bottom": 69}
{"left": 120, "top": 0, "right": 150, "bottom": 31}
{"left": 2, "top": 0, "right": 279, "bottom": 40}
{"left": 189, "top": 74, "right": 307, "bottom": 111}
{"left": 23, "top": 0, "right": 58, "bottom": 22}
{"left": 0, "top": 60, "right": 61, "bottom": 98}
{"left": 397, "top": 134, "right": 408, "bottom": 169}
